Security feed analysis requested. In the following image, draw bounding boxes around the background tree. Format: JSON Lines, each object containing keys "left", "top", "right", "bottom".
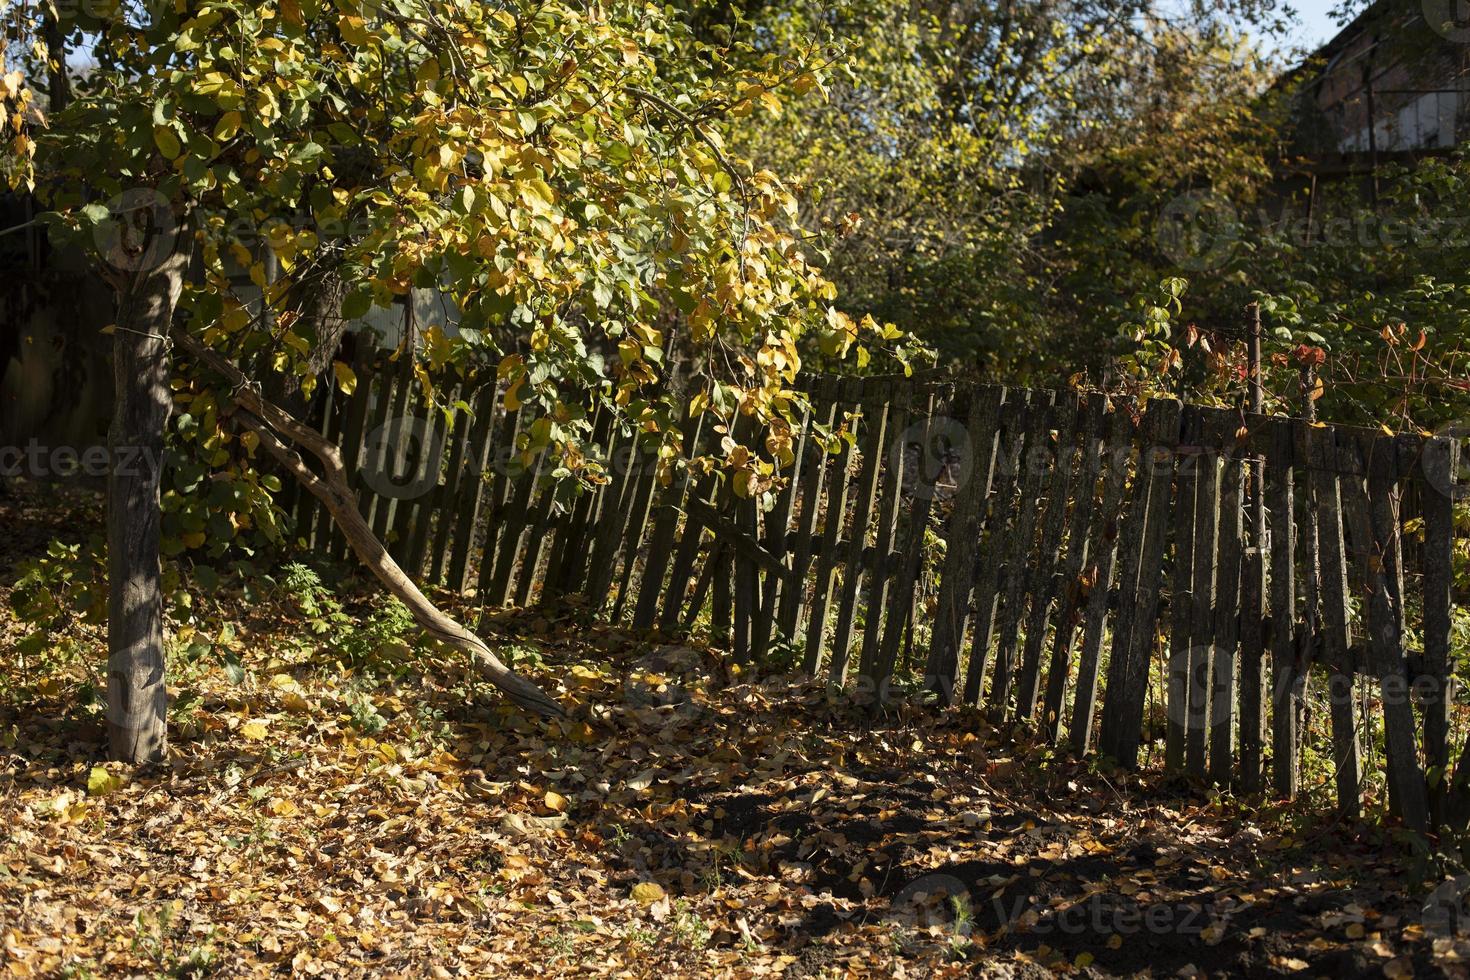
{"left": 692, "top": 0, "right": 1293, "bottom": 380}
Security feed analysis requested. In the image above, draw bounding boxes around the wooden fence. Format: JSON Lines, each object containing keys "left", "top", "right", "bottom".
{"left": 286, "top": 356, "right": 1467, "bottom": 833}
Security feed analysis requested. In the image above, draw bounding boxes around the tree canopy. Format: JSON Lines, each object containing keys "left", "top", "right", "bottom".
{"left": 17, "top": 0, "right": 920, "bottom": 510}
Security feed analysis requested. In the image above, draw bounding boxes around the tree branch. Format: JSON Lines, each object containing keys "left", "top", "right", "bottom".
{"left": 173, "top": 330, "right": 565, "bottom": 719}
{"left": 626, "top": 85, "right": 749, "bottom": 198}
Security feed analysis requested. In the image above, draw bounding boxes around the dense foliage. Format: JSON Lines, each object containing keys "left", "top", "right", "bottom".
{"left": 663, "top": 0, "right": 1470, "bottom": 433}
{"left": 8, "top": 0, "right": 1464, "bottom": 450}
{"left": 709, "top": 2, "right": 1295, "bottom": 381}
{"left": 9, "top": 0, "right": 921, "bottom": 542}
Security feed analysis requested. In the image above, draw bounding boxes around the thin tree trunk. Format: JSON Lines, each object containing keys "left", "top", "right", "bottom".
{"left": 294, "top": 269, "right": 353, "bottom": 383}
{"left": 267, "top": 264, "right": 353, "bottom": 414}
{"left": 107, "top": 251, "right": 188, "bottom": 763}
{"left": 172, "top": 332, "right": 564, "bottom": 718}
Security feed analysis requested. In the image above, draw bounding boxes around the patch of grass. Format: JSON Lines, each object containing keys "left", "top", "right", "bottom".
{"left": 672, "top": 899, "right": 712, "bottom": 950}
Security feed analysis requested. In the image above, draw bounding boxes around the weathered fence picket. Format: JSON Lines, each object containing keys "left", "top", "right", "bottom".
{"left": 1267, "top": 420, "right": 1303, "bottom": 799}
{"left": 1068, "top": 407, "right": 1135, "bottom": 752}
{"left": 1238, "top": 442, "right": 1269, "bottom": 794}
{"left": 924, "top": 386, "right": 1003, "bottom": 701}
{"left": 1210, "top": 457, "right": 1244, "bottom": 786}
{"left": 1166, "top": 423, "right": 1199, "bottom": 774}
{"left": 1099, "top": 398, "right": 1181, "bottom": 768}
{"left": 1016, "top": 392, "right": 1082, "bottom": 722}
{"left": 965, "top": 389, "right": 1033, "bottom": 705}
{"left": 1423, "top": 436, "right": 1458, "bottom": 824}
{"left": 827, "top": 384, "right": 890, "bottom": 684}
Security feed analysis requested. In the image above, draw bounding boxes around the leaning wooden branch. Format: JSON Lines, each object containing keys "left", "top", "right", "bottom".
{"left": 173, "top": 331, "right": 564, "bottom": 719}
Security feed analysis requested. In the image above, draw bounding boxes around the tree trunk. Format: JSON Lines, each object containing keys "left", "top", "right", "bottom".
{"left": 265, "top": 265, "right": 353, "bottom": 416}
{"left": 107, "top": 251, "right": 188, "bottom": 763}
{"left": 293, "top": 268, "right": 353, "bottom": 385}
{"left": 43, "top": 13, "right": 73, "bottom": 112}
{"left": 172, "top": 332, "right": 564, "bottom": 719}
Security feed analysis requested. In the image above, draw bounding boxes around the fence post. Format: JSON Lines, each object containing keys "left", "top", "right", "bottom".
{"left": 1422, "top": 435, "right": 1458, "bottom": 828}
{"left": 1238, "top": 303, "right": 1269, "bottom": 793}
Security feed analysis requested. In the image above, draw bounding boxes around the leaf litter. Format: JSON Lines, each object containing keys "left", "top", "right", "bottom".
{"left": 1, "top": 492, "right": 1468, "bottom": 977}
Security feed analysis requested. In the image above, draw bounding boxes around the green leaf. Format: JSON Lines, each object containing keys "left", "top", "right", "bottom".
{"left": 222, "top": 651, "right": 246, "bottom": 685}
{"left": 340, "top": 289, "right": 372, "bottom": 321}
{"left": 192, "top": 564, "right": 220, "bottom": 591}
{"left": 520, "top": 178, "right": 555, "bottom": 211}
{"left": 291, "top": 141, "right": 324, "bottom": 165}
{"left": 213, "top": 111, "right": 242, "bottom": 142}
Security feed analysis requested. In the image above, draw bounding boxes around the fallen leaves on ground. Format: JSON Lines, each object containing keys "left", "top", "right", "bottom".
{"left": 1, "top": 493, "right": 1468, "bottom": 977}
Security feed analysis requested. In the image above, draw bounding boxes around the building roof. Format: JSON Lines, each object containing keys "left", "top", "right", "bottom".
{"left": 1276, "top": 0, "right": 1423, "bottom": 91}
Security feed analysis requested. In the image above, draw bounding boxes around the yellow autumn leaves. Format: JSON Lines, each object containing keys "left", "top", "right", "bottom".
{"left": 0, "top": 66, "right": 34, "bottom": 191}
{"left": 30, "top": 0, "right": 908, "bottom": 531}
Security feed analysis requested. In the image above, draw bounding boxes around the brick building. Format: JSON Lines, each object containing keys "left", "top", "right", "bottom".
{"left": 1288, "top": 0, "right": 1469, "bottom": 169}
